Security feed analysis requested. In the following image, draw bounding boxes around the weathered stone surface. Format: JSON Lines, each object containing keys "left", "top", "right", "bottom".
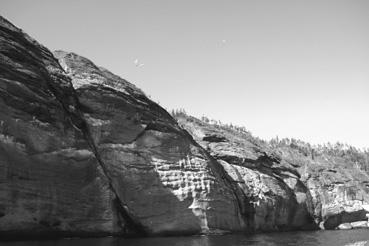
{"left": 53, "top": 51, "right": 247, "bottom": 235}
{"left": 336, "top": 220, "right": 368, "bottom": 230}
{"left": 176, "top": 116, "right": 317, "bottom": 231}
{"left": 338, "top": 223, "right": 353, "bottom": 230}
{"left": 1, "top": 13, "right": 369, "bottom": 239}
{"left": 0, "top": 15, "right": 249, "bottom": 237}
{"left": 175, "top": 115, "right": 369, "bottom": 231}
{"left": 350, "top": 221, "right": 368, "bottom": 229}
{"left": 0, "top": 16, "right": 119, "bottom": 237}
{"left": 278, "top": 146, "right": 369, "bottom": 229}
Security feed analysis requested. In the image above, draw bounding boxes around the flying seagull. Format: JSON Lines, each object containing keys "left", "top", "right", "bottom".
{"left": 134, "top": 59, "right": 144, "bottom": 67}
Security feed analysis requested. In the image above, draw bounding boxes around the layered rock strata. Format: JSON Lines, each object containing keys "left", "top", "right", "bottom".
{"left": 53, "top": 50, "right": 249, "bottom": 235}
{"left": 176, "top": 115, "right": 369, "bottom": 230}
{"left": 279, "top": 147, "right": 369, "bottom": 229}
{"left": 0, "top": 15, "right": 118, "bottom": 237}
{"left": 0, "top": 15, "right": 247, "bottom": 237}
{"left": 176, "top": 116, "right": 317, "bottom": 231}
{"left": 1, "top": 14, "right": 368, "bottom": 239}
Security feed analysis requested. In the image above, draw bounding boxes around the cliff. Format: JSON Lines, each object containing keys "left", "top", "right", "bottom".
{"left": 272, "top": 139, "right": 369, "bottom": 229}
{"left": 0, "top": 15, "right": 368, "bottom": 239}
{"left": 0, "top": 15, "right": 246, "bottom": 238}
{"left": 51, "top": 50, "right": 251, "bottom": 235}
{"left": 175, "top": 114, "right": 369, "bottom": 230}
{"left": 0, "top": 15, "right": 119, "bottom": 237}
{"left": 175, "top": 114, "right": 317, "bottom": 231}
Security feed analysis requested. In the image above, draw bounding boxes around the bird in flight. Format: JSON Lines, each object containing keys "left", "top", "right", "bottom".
{"left": 134, "top": 59, "right": 144, "bottom": 67}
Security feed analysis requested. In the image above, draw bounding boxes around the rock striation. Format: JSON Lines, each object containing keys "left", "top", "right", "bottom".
{"left": 278, "top": 145, "right": 369, "bottom": 229}
{"left": 0, "top": 15, "right": 119, "bottom": 237}
{"left": 175, "top": 115, "right": 317, "bottom": 231}
{"left": 175, "top": 114, "right": 369, "bottom": 231}
{"left": 0, "top": 14, "right": 368, "bottom": 239}
{"left": 0, "top": 15, "right": 246, "bottom": 237}
{"left": 52, "top": 50, "right": 249, "bottom": 235}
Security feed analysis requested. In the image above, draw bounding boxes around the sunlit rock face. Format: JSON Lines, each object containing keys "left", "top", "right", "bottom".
{"left": 305, "top": 171, "right": 369, "bottom": 229}
{"left": 0, "top": 14, "right": 248, "bottom": 237}
{"left": 257, "top": 140, "right": 369, "bottom": 230}
{"left": 53, "top": 52, "right": 247, "bottom": 235}
{"left": 177, "top": 116, "right": 369, "bottom": 230}
{"left": 0, "top": 16, "right": 118, "bottom": 236}
{"left": 1, "top": 13, "right": 368, "bottom": 238}
{"left": 175, "top": 116, "right": 317, "bottom": 231}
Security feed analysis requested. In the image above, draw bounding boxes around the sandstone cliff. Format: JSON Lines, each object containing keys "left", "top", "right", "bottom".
{"left": 0, "top": 15, "right": 119, "bottom": 237}
{"left": 175, "top": 114, "right": 317, "bottom": 231}
{"left": 52, "top": 50, "right": 251, "bottom": 235}
{"left": 175, "top": 113, "right": 369, "bottom": 230}
{"left": 0, "top": 15, "right": 368, "bottom": 239}
{"left": 274, "top": 141, "right": 369, "bottom": 229}
{"left": 0, "top": 15, "right": 247, "bottom": 237}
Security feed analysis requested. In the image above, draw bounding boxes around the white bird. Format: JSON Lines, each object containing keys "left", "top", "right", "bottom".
{"left": 134, "top": 59, "right": 144, "bottom": 67}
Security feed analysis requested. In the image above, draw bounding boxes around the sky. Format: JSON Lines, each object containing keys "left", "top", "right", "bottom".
{"left": 1, "top": 0, "right": 369, "bottom": 148}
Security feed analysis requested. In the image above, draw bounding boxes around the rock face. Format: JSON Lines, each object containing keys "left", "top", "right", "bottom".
{"left": 175, "top": 115, "right": 369, "bottom": 231}
{"left": 0, "top": 16, "right": 118, "bottom": 237}
{"left": 279, "top": 147, "right": 369, "bottom": 229}
{"left": 176, "top": 116, "right": 317, "bottom": 231}
{"left": 0, "top": 15, "right": 247, "bottom": 237}
{"left": 1, "top": 14, "right": 368, "bottom": 238}
{"left": 52, "top": 50, "right": 248, "bottom": 235}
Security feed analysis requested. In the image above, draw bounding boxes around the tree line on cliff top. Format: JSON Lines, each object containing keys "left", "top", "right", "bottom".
{"left": 170, "top": 108, "right": 369, "bottom": 172}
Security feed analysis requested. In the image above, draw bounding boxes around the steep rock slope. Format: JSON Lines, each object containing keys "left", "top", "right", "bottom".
{"left": 275, "top": 144, "right": 369, "bottom": 229}
{"left": 175, "top": 115, "right": 317, "bottom": 231}
{"left": 175, "top": 114, "right": 369, "bottom": 230}
{"left": 0, "top": 15, "right": 250, "bottom": 237}
{"left": 1, "top": 14, "right": 367, "bottom": 238}
{"left": 0, "top": 16, "right": 119, "bottom": 237}
{"left": 53, "top": 51, "right": 251, "bottom": 235}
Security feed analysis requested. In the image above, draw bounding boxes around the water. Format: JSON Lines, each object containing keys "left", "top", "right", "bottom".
{"left": 1, "top": 230, "right": 369, "bottom": 246}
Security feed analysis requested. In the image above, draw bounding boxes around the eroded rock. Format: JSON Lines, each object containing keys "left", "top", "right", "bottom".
{"left": 53, "top": 51, "right": 250, "bottom": 235}
{"left": 0, "top": 15, "right": 119, "bottom": 237}
{"left": 0, "top": 15, "right": 249, "bottom": 237}
{"left": 280, "top": 147, "right": 369, "bottom": 229}
{"left": 1, "top": 13, "right": 368, "bottom": 239}
{"left": 176, "top": 115, "right": 317, "bottom": 231}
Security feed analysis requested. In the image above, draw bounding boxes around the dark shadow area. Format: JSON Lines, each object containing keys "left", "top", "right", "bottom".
{"left": 323, "top": 209, "right": 368, "bottom": 229}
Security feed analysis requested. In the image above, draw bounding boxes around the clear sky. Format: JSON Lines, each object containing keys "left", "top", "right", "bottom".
{"left": 1, "top": 0, "right": 369, "bottom": 148}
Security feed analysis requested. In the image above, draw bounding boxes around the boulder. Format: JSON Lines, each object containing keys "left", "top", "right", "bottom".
{"left": 351, "top": 221, "right": 368, "bottom": 229}
{"left": 337, "top": 223, "right": 352, "bottom": 230}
